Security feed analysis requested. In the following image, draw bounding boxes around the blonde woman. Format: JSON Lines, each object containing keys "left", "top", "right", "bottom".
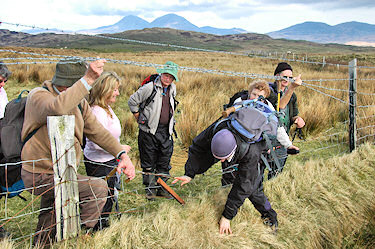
{"left": 84, "top": 71, "right": 130, "bottom": 229}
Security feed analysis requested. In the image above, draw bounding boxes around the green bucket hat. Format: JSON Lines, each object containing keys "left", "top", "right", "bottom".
{"left": 52, "top": 60, "right": 88, "bottom": 87}
{"left": 156, "top": 61, "right": 179, "bottom": 82}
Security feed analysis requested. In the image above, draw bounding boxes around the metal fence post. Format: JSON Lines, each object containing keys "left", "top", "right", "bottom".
{"left": 349, "top": 59, "right": 357, "bottom": 152}
{"left": 48, "top": 115, "right": 80, "bottom": 242}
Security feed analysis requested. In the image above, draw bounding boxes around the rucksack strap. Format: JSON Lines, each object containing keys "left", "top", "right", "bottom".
{"left": 139, "top": 83, "right": 157, "bottom": 113}
{"left": 263, "top": 133, "right": 282, "bottom": 173}
{"left": 15, "top": 90, "right": 30, "bottom": 103}
{"left": 261, "top": 154, "right": 272, "bottom": 172}
{"left": 213, "top": 117, "right": 229, "bottom": 134}
{"left": 21, "top": 89, "right": 39, "bottom": 145}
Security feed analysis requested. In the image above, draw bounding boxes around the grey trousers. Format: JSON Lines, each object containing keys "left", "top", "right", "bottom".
{"left": 21, "top": 168, "right": 107, "bottom": 246}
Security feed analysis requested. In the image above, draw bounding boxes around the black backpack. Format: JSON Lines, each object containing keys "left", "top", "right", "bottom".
{"left": 0, "top": 90, "right": 38, "bottom": 199}
{"left": 223, "top": 90, "right": 249, "bottom": 110}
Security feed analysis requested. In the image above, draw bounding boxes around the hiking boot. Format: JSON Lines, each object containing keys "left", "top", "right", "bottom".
{"left": 0, "top": 226, "right": 10, "bottom": 239}
{"left": 145, "top": 187, "right": 157, "bottom": 201}
{"left": 156, "top": 188, "right": 173, "bottom": 199}
{"left": 93, "top": 218, "right": 110, "bottom": 231}
{"left": 262, "top": 217, "right": 278, "bottom": 234}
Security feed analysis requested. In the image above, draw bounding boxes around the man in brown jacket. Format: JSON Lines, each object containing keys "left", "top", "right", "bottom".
{"left": 21, "top": 59, "right": 135, "bottom": 246}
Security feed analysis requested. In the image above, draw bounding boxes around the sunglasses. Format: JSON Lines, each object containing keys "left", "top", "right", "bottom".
{"left": 0, "top": 78, "right": 7, "bottom": 84}
{"left": 280, "top": 76, "right": 293, "bottom": 81}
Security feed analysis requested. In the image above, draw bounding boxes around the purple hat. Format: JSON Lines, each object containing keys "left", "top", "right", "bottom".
{"left": 211, "top": 129, "right": 237, "bottom": 160}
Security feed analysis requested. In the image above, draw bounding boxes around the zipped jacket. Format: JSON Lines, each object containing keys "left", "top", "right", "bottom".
{"left": 128, "top": 77, "right": 177, "bottom": 135}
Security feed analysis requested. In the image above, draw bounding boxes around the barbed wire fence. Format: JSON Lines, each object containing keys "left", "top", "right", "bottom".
{"left": 0, "top": 23, "right": 374, "bottom": 247}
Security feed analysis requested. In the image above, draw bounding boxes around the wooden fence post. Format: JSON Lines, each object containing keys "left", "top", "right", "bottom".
{"left": 348, "top": 59, "right": 357, "bottom": 152}
{"left": 48, "top": 115, "right": 80, "bottom": 241}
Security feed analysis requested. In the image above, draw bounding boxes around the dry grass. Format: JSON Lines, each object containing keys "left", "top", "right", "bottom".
{"left": 1, "top": 47, "right": 375, "bottom": 248}
{"left": 31, "top": 143, "right": 374, "bottom": 249}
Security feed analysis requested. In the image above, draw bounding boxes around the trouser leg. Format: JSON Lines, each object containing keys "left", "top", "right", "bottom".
{"left": 84, "top": 157, "right": 118, "bottom": 219}
{"left": 154, "top": 125, "right": 173, "bottom": 197}
{"left": 138, "top": 126, "right": 173, "bottom": 199}
{"left": 21, "top": 168, "right": 56, "bottom": 247}
{"left": 22, "top": 167, "right": 108, "bottom": 245}
{"left": 138, "top": 129, "right": 158, "bottom": 199}
{"left": 77, "top": 175, "right": 107, "bottom": 229}
{"left": 248, "top": 175, "right": 278, "bottom": 225}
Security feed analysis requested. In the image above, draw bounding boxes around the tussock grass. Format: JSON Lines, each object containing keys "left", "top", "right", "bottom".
{"left": 0, "top": 240, "right": 14, "bottom": 249}
{"left": 32, "top": 143, "right": 374, "bottom": 249}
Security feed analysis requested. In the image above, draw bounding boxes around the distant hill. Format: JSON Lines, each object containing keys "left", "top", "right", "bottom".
{"left": 149, "top": 14, "right": 200, "bottom": 32}
{"left": 23, "top": 14, "right": 247, "bottom": 36}
{"left": 2, "top": 28, "right": 375, "bottom": 54}
{"left": 267, "top": 21, "right": 375, "bottom": 45}
{"left": 79, "top": 15, "right": 150, "bottom": 34}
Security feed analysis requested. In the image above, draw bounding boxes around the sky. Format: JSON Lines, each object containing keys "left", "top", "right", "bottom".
{"left": 1, "top": 0, "right": 375, "bottom": 34}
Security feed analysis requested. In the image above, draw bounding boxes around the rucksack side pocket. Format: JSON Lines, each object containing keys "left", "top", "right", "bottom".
{"left": 1, "top": 125, "right": 22, "bottom": 159}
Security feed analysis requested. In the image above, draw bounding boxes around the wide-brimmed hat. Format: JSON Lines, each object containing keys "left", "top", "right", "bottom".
{"left": 156, "top": 61, "right": 179, "bottom": 82}
{"left": 52, "top": 60, "right": 88, "bottom": 87}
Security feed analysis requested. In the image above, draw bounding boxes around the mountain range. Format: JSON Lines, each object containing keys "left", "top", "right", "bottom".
{"left": 78, "top": 14, "right": 247, "bottom": 36}
{"left": 20, "top": 14, "right": 375, "bottom": 46}
{"left": 267, "top": 21, "right": 375, "bottom": 46}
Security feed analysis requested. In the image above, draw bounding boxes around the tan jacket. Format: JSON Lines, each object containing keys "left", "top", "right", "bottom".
{"left": 21, "top": 80, "right": 123, "bottom": 174}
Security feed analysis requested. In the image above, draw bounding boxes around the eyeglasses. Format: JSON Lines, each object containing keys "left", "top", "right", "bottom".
{"left": 0, "top": 78, "right": 7, "bottom": 84}
{"left": 280, "top": 76, "right": 293, "bottom": 81}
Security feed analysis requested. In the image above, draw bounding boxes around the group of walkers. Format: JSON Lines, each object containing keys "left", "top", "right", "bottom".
{"left": 0, "top": 58, "right": 304, "bottom": 246}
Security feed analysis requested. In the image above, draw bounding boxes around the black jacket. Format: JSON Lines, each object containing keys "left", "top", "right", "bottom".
{"left": 184, "top": 120, "right": 268, "bottom": 219}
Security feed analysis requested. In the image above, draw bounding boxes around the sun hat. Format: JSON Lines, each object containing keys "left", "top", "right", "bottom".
{"left": 52, "top": 60, "right": 88, "bottom": 87}
{"left": 156, "top": 61, "right": 179, "bottom": 82}
{"left": 211, "top": 129, "right": 237, "bottom": 160}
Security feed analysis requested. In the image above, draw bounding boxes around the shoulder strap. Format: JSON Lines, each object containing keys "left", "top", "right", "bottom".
{"left": 21, "top": 90, "right": 37, "bottom": 144}
{"left": 263, "top": 133, "right": 281, "bottom": 172}
{"left": 139, "top": 83, "right": 157, "bottom": 112}
{"left": 236, "top": 140, "right": 250, "bottom": 161}
{"left": 144, "top": 84, "right": 157, "bottom": 108}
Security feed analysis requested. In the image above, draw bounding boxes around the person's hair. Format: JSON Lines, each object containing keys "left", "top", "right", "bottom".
{"left": 0, "top": 61, "right": 12, "bottom": 79}
{"left": 88, "top": 71, "right": 121, "bottom": 118}
{"left": 248, "top": 79, "right": 271, "bottom": 98}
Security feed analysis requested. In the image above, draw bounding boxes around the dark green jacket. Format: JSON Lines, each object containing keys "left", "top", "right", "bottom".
{"left": 267, "top": 82, "right": 299, "bottom": 134}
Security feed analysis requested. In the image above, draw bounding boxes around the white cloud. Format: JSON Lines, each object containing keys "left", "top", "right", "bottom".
{"left": 1, "top": 0, "right": 375, "bottom": 33}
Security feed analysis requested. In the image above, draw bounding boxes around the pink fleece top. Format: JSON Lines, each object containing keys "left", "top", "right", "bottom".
{"left": 83, "top": 105, "right": 121, "bottom": 162}
{"left": 0, "top": 87, "right": 9, "bottom": 119}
